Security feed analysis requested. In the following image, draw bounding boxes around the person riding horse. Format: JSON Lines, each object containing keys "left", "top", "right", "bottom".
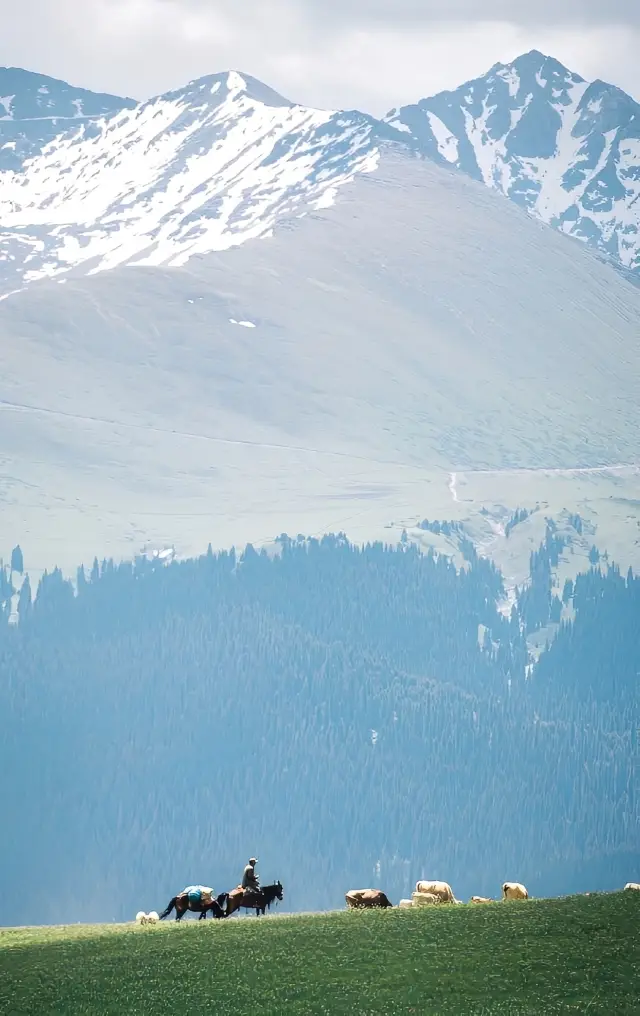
{"left": 241, "top": 857, "right": 261, "bottom": 900}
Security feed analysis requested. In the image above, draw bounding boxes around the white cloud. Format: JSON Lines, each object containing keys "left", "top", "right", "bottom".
{"left": 1, "top": 1, "right": 639, "bottom": 111}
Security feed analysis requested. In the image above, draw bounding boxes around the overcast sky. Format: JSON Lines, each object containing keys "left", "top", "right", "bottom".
{"left": 2, "top": 0, "right": 639, "bottom": 111}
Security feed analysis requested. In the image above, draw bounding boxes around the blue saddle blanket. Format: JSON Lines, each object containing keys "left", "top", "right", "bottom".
{"left": 181, "top": 885, "right": 214, "bottom": 905}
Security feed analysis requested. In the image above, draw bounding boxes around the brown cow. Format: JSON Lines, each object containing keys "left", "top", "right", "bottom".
{"left": 345, "top": 889, "right": 393, "bottom": 909}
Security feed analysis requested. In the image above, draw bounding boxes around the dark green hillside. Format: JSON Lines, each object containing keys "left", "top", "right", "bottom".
{"left": 1, "top": 893, "right": 638, "bottom": 1015}
{"left": 0, "top": 537, "right": 637, "bottom": 922}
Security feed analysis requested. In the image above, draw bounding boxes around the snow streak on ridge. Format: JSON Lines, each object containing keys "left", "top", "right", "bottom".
{"left": 386, "top": 51, "right": 640, "bottom": 275}
{"left": 0, "top": 52, "right": 638, "bottom": 293}
{"left": 0, "top": 71, "right": 387, "bottom": 291}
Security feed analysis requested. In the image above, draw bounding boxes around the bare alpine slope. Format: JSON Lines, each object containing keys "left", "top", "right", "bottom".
{"left": 1, "top": 151, "right": 639, "bottom": 574}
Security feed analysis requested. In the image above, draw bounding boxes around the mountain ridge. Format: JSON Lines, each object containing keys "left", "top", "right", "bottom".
{"left": 0, "top": 66, "right": 136, "bottom": 172}
{"left": 0, "top": 68, "right": 410, "bottom": 295}
{"left": 1, "top": 55, "right": 639, "bottom": 578}
{"left": 0, "top": 50, "right": 638, "bottom": 294}
{"left": 2, "top": 151, "right": 639, "bottom": 579}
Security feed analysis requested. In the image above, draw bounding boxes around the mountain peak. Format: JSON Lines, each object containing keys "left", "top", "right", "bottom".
{"left": 491, "top": 49, "right": 584, "bottom": 88}
{"left": 511, "top": 49, "right": 557, "bottom": 68}
{"left": 385, "top": 53, "right": 640, "bottom": 277}
{"left": 159, "top": 69, "right": 294, "bottom": 110}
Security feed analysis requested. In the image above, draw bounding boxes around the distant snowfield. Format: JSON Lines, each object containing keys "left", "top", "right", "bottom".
{"left": 1, "top": 153, "right": 639, "bottom": 581}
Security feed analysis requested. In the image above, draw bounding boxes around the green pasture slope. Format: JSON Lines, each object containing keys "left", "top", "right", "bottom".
{"left": 1, "top": 893, "right": 638, "bottom": 1015}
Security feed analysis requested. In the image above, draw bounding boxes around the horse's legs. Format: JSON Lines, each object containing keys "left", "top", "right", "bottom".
{"left": 159, "top": 896, "right": 177, "bottom": 921}
{"left": 199, "top": 910, "right": 207, "bottom": 920}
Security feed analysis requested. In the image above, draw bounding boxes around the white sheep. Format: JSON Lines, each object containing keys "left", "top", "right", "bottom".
{"left": 135, "top": 910, "right": 159, "bottom": 924}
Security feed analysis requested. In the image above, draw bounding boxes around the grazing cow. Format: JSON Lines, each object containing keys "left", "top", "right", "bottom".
{"left": 470, "top": 896, "right": 493, "bottom": 904}
{"left": 411, "top": 891, "right": 439, "bottom": 906}
{"left": 399, "top": 899, "right": 413, "bottom": 909}
{"left": 415, "top": 880, "right": 455, "bottom": 903}
{"left": 624, "top": 882, "right": 640, "bottom": 891}
{"left": 502, "top": 882, "right": 529, "bottom": 901}
{"left": 345, "top": 889, "right": 393, "bottom": 909}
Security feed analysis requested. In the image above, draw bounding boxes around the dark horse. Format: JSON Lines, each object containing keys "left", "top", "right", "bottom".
{"left": 225, "top": 881, "right": 284, "bottom": 917}
{"left": 159, "top": 888, "right": 229, "bottom": 921}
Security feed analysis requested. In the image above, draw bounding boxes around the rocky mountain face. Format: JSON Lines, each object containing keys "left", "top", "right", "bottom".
{"left": 386, "top": 50, "right": 640, "bottom": 276}
{"left": 0, "top": 66, "right": 135, "bottom": 172}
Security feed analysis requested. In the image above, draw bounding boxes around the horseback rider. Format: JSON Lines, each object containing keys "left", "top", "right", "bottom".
{"left": 242, "top": 857, "right": 261, "bottom": 896}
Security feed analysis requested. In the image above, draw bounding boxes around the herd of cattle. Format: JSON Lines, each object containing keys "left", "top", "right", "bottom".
{"left": 345, "top": 880, "right": 529, "bottom": 910}
{"left": 345, "top": 880, "right": 640, "bottom": 910}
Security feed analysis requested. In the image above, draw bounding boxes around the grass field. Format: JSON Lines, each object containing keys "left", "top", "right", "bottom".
{"left": 1, "top": 893, "right": 638, "bottom": 1015}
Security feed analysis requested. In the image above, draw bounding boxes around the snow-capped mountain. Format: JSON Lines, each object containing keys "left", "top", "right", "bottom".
{"left": 386, "top": 50, "right": 640, "bottom": 275}
{"left": 0, "top": 56, "right": 638, "bottom": 608}
{"left": 1, "top": 53, "right": 638, "bottom": 295}
{"left": 0, "top": 70, "right": 407, "bottom": 294}
{"left": 0, "top": 67, "right": 135, "bottom": 172}
{"left": 2, "top": 148, "right": 639, "bottom": 579}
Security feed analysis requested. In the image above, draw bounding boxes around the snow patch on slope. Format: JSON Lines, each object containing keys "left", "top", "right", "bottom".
{"left": 0, "top": 72, "right": 390, "bottom": 290}
{"left": 386, "top": 51, "right": 640, "bottom": 275}
{"left": 426, "top": 112, "right": 458, "bottom": 162}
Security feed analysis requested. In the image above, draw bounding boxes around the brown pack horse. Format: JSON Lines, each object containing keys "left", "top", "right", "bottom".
{"left": 225, "top": 881, "right": 284, "bottom": 917}
{"left": 159, "top": 888, "right": 228, "bottom": 921}
{"left": 345, "top": 889, "right": 393, "bottom": 909}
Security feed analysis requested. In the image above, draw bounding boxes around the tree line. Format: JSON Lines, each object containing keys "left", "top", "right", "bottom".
{"left": 0, "top": 533, "right": 637, "bottom": 924}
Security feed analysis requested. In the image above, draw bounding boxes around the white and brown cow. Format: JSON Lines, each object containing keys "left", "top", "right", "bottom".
{"left": 502, "top": 882, "right": 529, "bottom": 901}
{"left": 415, "top": 880, "right": 456, "bottom": 903}
{"left": 345, "top": 889, "right": 393, "bottom": 909}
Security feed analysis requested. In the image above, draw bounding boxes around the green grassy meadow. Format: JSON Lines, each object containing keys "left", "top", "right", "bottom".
{"left": 1, "top": 893, "right": 638, "bottom": 1015}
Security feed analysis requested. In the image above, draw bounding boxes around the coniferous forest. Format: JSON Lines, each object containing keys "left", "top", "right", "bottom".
{"left": 0, "top": 534, "right": 637, "bottom": 925}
